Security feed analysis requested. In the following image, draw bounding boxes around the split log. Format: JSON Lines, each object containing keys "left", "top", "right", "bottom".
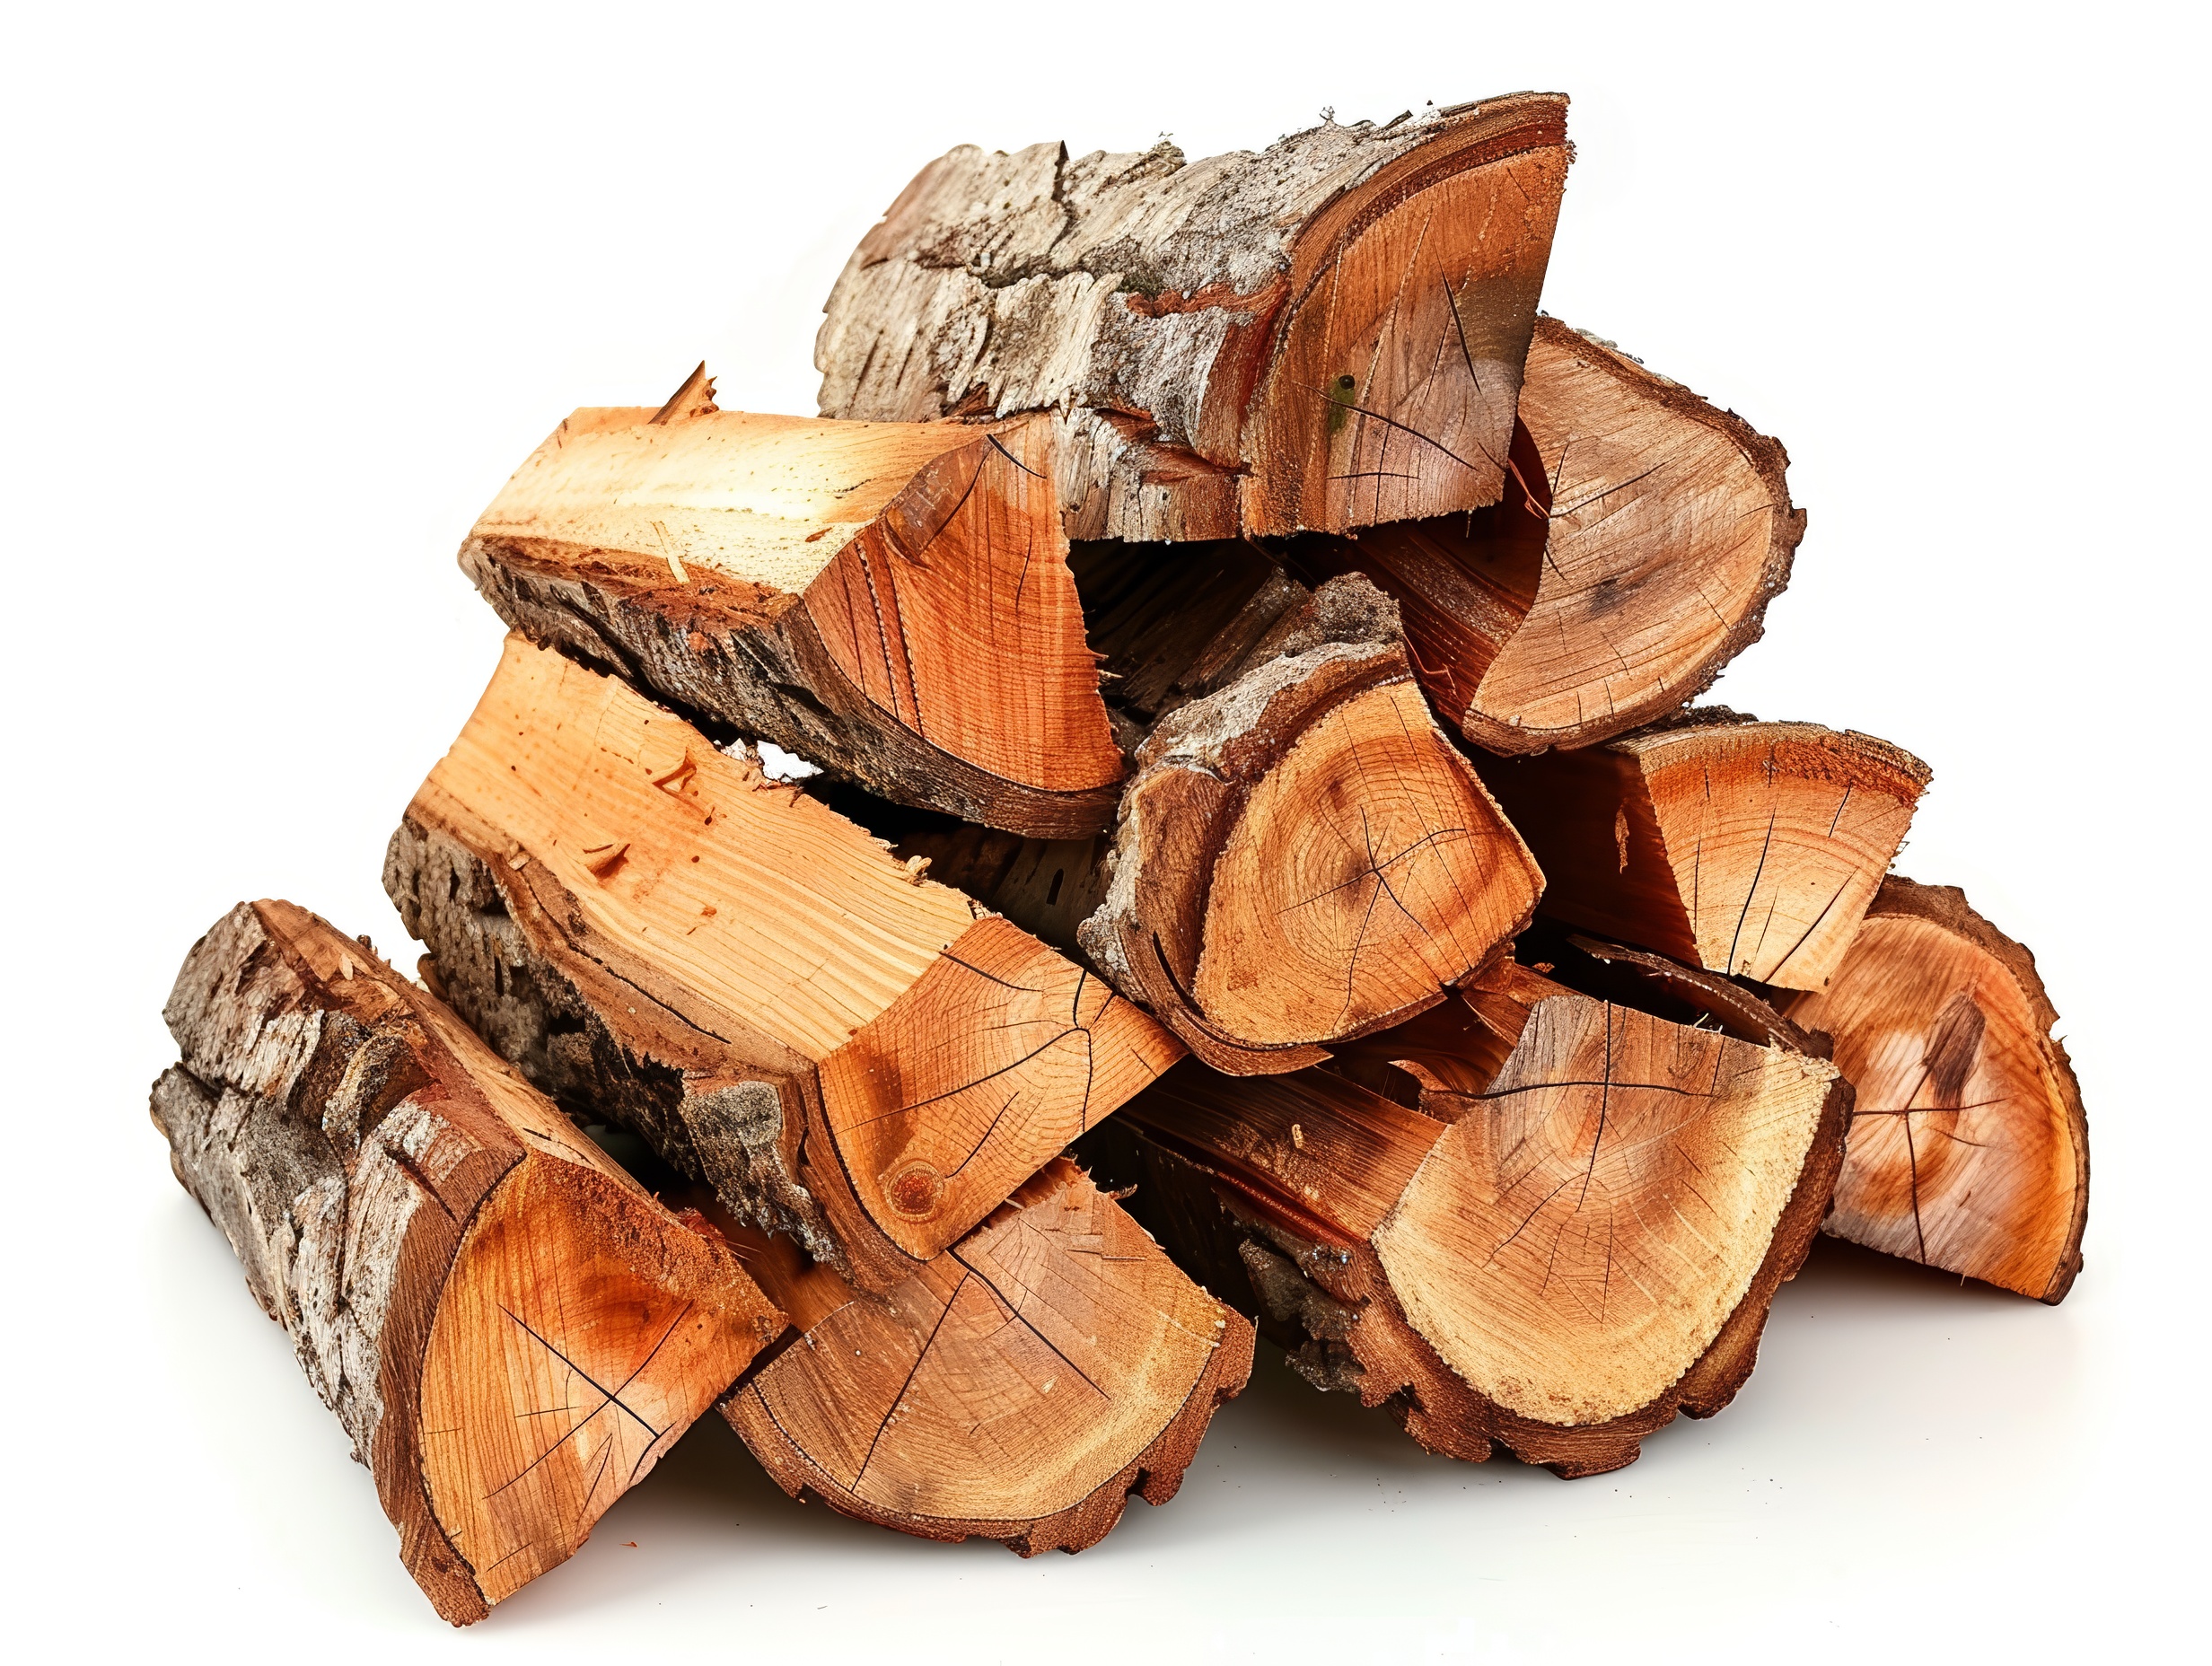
{"left": 895, "top": 572, "right": 1544, "bottom": 1074}
{"left": 712, "top": 1158, "right": 1255, "bottom": 1553}
{"left": 1084, "top": 959, "right": 1846, "bottom": 1475}
{"left": 1779, "top": 878, "right": 2089, "bottom": 1301}
{"left": 1285, "top": 316, "right": 1805, "bottom": 753}
{"left": 385, "top": 634, "right": 1181, "bottom": 1293}
{"left": 151, "top": 900, "right": 781, "bottom": 1624}
{"left": 1474, "top": 712, "right": 1930, "bottom": 991}
{"left": 460, "top": 367, "right": 1123, "bottom": 838}
{"left": 817, "top": 94, "right": 1570, "bottom": 539}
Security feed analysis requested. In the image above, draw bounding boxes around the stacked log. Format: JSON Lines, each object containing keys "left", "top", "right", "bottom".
{"left": 149, "top": 90, "right": 2088, "bottom": 1624}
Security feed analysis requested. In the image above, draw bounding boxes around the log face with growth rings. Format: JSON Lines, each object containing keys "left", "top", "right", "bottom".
{"left": 151, "top": 900, "right": 781, "bottom": 1624}
{"left": 1781, "top": 877, "right": 2089, "bottom": 1301}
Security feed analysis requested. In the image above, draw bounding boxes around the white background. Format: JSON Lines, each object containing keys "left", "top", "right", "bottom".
{"left": 4, "top": 4, "right": 2204, "bottom": 1659}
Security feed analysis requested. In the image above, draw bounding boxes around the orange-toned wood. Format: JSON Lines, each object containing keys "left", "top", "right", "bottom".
{"left": 387, "top": 636, "right": 1181, "bottom": 1292}
{"left": 1288, "top": 316, "right": 1805, "bottom": 752}
{"left": 817, "top": 95, "right": 1569, "bottom": 539}
{"left": 1090, "top": 959, "right": 1846, "bottom": 1475}
{"left": 715, "top": 1159, "right": 1254, "bottom": 1554}
{"left": 461, "top": 369, "right": 1123, "bottom": 838}
{"left": 1477, "top": 714, "right": 1930, "bottom": 991}
{"left": 1780, "top": 877, "right": 2089, "bottom": 1301}
{"left": 152, "top": 901, "right": 781, "bottom": 1624}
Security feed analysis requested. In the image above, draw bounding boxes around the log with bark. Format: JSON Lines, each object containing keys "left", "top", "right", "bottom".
{"left": 1778, "top": 878, "right": 2089, "bottom": 1301}
{"left": 151, "top": 900, "right": 783, "bottom": 1624}
{"left": 710, "top": 1158, "right": 1255, "bottom": 1553}
{"left": 384, "top": 633, "right": 1181, "bottom": 1293}
{"left": 1284, "top": 317, "right": 1807, "bottom": 754}
{"left": 461, "top": 365, "right": 1124, "bottom": 838}
{"left": 1083, "top": 957, "right": 1847, "bottom": 1475}
{"left": 887, "top": 570, "right": 1543, "bottom": 1074}
{"left": 817, "top": 95, "right": 1571, "bottom": 539}
{"left": 1474, "top": 711, "right": 1930, "bottom": 990}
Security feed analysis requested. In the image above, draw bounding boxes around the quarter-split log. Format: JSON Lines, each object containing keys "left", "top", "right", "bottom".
{"left": 386, "top": 634, "right": 1181, "bottom": 1293}
{"left": 714, "top": 1159, "right": 1255, "bottom": 1553}
{"left": 461, "top": 367, "right": 1124, "bottom": 838}
{"left": 1780, "top": 877, "right": 2089, "bottom": 1301}
{"left": 152, "top": 901, "right": 782, "bottom": 1624}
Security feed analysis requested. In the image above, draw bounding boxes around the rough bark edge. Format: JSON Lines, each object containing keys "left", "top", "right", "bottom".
{"left": 383, "top": 812, "right": 926, "bottom": 1294}
{"left": 463, "top": 537, "right": 1121, "bottom": 840}
{"left": 1848, "top": 875, "right": 2090, "bottom": 1304}
{"left": 720, "top": 1289, "right": 1255, "bottom": 1554}
{"left": 1457, "top": 315, "right": 1808, "bottom": 756}
{"left": 154, "top": 902, "right": 519, "bottom": 1626}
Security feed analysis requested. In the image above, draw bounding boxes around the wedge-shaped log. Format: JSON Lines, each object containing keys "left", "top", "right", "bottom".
{"left": 1086, "top": 960, "right": 1845, "bottom": 1475}
{"left": 714, "top": 1158, "right": 1253, "bottom": 1553}
{"left": 818, "top": 94, "right": 1569, "bottom": 539}
{"left": 151, "top": 900, "right": 781, "bottom": 1625}
{"left": 387, "top": 636, "right": 1181, "bottom": 1293}
{"left": 1287, "top": 317, "right": 1805, "bottom": 752}
{"left": 1475, "top": 713, "right": 1930, "bottom": 991}
{"left": 461, "top": 369, "right": 1123, "bottom": 838}
{"left": 892, "top": 574, "right": 1542, "bottom": 1074}
{"left": 1780, "top": 877, "right": 2089, "bottom": 1301}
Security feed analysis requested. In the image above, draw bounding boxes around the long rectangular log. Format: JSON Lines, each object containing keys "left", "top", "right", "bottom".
{"left": 1285, "top": 316, "right": 1806, "bottom": 753}
{"left": 711, "top": 1159, "right": 1254, "bottom": 1554}
{"left": 152, "top": 900, "right": 783, "bottom": 1624}
{"left": 386, "top": 634, "right": 1181, "bottom": 1293}
{"left": 1474, "top": 711, "right": 1931, "bottom": 990}
{"left": 817, "top": 95, "right": 1570, "bottom": 539}
{"left": 1083, "top": 958, "right": 1846, "bottom": 1475}
{"left": 461, "top": 368, "right": 1125, "bottom": 838}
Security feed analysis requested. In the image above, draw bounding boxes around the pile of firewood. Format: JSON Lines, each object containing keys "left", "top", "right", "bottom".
{"left": 151, "top": 92, "right": 2088, "bottom": 1625}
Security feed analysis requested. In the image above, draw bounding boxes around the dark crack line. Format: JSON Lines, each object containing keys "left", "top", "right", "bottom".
{"left": 1723, "top": 810, "right": 1779, "bottom": 975}
{"left": 854, "top": 1273, "right": 970, "bottom": 1489}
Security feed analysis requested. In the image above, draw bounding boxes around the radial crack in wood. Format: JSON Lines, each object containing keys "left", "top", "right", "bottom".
{"left": 150, "top": 900, "right": 783, "bottom": 1624}
{"left": 1475, "top": 711, "right": 1930, "bottom": 990}
{"left": 816, "top": 94, "right": 1570, "bottom": 539}
{"left": 1778, "top": 877, "right": 2089, "bottom": 1302}
{"left": 1084, "top": 959, "right": 1846, "bottom": 1474}
{"left": 1285, "top": 317, "right": 1805, "bottom": 752}
{"left": 714, "top": 1158, "right": 1254, "bottom": 1553}
{"left": 461, "top": 374, "right": 1123, "bottom": 838}
{"left": 384, "top": 635, "right": 1181, "bottom": 1293}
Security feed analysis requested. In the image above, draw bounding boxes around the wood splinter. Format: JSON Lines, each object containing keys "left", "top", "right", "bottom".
{"left": 151, "top": 900, "right": 782, "bottom": 1625}
{"left": 1084, "top": 956, "right": 1847, "bottom": 1475}
{"left": 1780, "top": 876, "right": 2089, "bottom": 1302}
{"left": 387, "top": 634, "right": 1182, "bottom": 1293}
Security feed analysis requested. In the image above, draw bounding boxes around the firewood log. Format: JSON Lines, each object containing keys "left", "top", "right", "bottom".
{"left": 460, "top": 365, "right": 1124, "bottom": 838}
{"left": 151, "top": 900, "right": 782, "bottom": 1624}
{"left": 1083, "top": 958, "right": 1847, "bottom": 1476}
{"left": 816, "top": 94, "right": 1570, "bottom": 539}
{"left": 712, "top": 1158, "right": 1255, "bottom": 1554}
{"left": 894, "top": 572, "right": 1544, "bottom": 1074}
{"left": 1286, "top": 317, "right": 1806, "bottom": 753}
{"left": 1778, "top": 878, "right": 2089, "bottom": 1301}
{"left": 1474, "top": 711, "right": 1930, "bottom": 991}
{"left": 384, "top": 634, "right": 1181, "bottom": 1293}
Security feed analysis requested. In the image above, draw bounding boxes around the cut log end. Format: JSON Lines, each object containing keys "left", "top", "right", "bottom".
{"left": 152, "top": 900, "right": 782, "bottom": 1622}
{"left": 1780, "top": 877, "right": 2089, "bottom": 1302}
{"left": 718, "top": 1159, "right": 1255, "bottom": 1552}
